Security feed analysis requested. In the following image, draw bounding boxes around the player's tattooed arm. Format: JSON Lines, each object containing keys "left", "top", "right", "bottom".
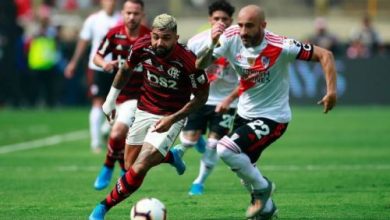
{"left": 173, "top": 85, "right": 209, "bottom": 121}
{"left": 153, "top": 85, "right": 209, "bottom": 133}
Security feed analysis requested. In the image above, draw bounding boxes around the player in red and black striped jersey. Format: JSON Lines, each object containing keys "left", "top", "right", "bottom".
{"left": 89, "top": 14, "right": 209, "bottom": 220}
{"left": 126, "top": 34, "right": 209, "bottom": 115}
{"left": 91, "top": 0, "right": 150, "bottom": 191}
{"left": 96, "top": 23, "right": 150, "bottom": 103}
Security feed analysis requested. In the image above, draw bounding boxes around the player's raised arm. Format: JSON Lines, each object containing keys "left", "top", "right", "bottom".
{"left": 311, "top": 46, "right": 337, "bottom": 113}
{"left": 195, "top": 22, "right": 226, "bottom": 69}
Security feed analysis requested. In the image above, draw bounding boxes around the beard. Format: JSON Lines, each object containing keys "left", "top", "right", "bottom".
{"left": 127, "top": 21, "right": 140, "bottom": 32}
{"left": 154, "top": 47, "right": 171, "bottom": 57}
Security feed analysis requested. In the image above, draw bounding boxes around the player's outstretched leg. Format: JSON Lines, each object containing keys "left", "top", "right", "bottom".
{"left": 216, "top": 140, "right": 273, "bottom": 218}
{"left": 89, "top": 168, "right": 145, "bottom": 219}
{"left": 189, "top": 138, "right": 218, "bottom": 196}
{"left": 94, "top": 137, "right": 125, "bottom": 190}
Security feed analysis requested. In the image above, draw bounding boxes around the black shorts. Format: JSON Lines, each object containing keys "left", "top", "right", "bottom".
{"left": 89, "top": 69, "right": 115, "bottom": 98}
{"left": 224, "top": 115, "right": 288, "bottom": 163}
{"left": 183, "top": 104, "right": 236, "bottom": 137}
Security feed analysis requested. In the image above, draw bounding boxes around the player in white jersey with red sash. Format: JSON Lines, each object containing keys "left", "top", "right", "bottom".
{"left": 65, "top": 0, "right": 122, "bottom": 153}
{"left": 172, "top": 0, "right": 238, "bottom": 196}
{"left": 196, "top": 5, "right": 337, "bottom": 220}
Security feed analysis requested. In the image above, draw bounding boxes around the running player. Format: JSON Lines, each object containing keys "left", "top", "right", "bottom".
{"left": 64, "top": 0, "right": 121, "bottom": 153}
{"left": 91, "top": 0, "right": 149, "bottom": 190}
{"left": 89, "top": 14, "right": 209, "bottom": 220}
{"left": 196, "top": 5, "right": 337, "bottom": 219}
{"left": 172, "top": 0, "right": 238, "bottom": 196}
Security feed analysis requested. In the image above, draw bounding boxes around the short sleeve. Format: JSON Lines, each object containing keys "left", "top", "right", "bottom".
{"left": 283, "top": 38, "right": 314, "bottom": 61}
{"left": 187, "top": 38, "right": 198, "bottom": 54}
{"left": 187, "top": 30, "right": 209, "bottom": 56}
{"left": 126, "top": 46, "right": 142, "bottom": 69}
{"left": 96, "top": 34, "right": 112, "bottom": 57}
{"left": 79, "top": 15, "right": 94, "bottom": 40}
{"left": 189, "top": 68, "right": 209, "bottom": 92}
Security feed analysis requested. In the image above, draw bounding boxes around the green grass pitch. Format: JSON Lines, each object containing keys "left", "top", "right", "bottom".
{"left": 0, "top": 106, "right": 389, "bottom": 219}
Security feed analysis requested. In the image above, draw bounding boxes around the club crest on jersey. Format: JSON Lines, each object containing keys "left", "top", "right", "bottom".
{"left": 260, "top": 56, "right": 270, "bottom": 69}
{"left": 167, "top": 67, "right": 180, "bottom": 79}
{"left": 247, "top": 57, "right": 256, "bottom": 66}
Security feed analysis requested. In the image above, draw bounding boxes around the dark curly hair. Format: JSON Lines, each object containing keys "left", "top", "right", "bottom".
{"left": 208, "top": 0, "right": 235, "bottom": 17}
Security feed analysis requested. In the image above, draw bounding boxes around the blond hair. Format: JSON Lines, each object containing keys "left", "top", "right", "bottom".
{"left": 152, "top": 13, "right": 177, "bottom": 32}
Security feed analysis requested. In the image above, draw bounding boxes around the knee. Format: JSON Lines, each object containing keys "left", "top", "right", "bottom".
{"left": 216, "top": 141, "right": 232, "bottom": 160}
{"left": 110, "top": 126, "right": 127, "bottom": 141}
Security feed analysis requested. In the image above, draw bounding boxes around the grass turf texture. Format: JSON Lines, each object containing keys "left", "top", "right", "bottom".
{"left": 0, "top": 107, "right": 389, "bottom": 220}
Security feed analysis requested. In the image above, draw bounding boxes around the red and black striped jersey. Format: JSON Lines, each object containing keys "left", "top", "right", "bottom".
{"left": 97, "top": 24, "right": 150, "bottom": 103}
{"left": 126, "top": 35, "right": 209, "bottom": 115}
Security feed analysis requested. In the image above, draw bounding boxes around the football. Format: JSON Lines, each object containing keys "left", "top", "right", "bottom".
{"left": 130, "top": 197, "right": 167, "bottom": 220}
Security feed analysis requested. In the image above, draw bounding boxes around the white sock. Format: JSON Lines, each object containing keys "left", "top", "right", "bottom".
{"left": 217, "top": 143, "right": 268, "bottom": 190}
{"left": 176, "top": 132, "right": 198, "bottom": 157}
{"left": 100, "top": 119, "right": 111, "bottom": 136}
{"left": 193, "top": 138, "right": 219, "bottom": 185}
{"left": 240, "top": 163, "right": 258, "bottom": 193}
{"left": 89, "top": 106, "right": 103, "bottom": 149}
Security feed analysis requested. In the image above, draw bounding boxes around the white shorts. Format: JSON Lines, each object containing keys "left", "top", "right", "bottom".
{"left": 116, "top": 100, "right": 137, "bottom": 127}
{"left": 126, "top": 109, "right": 185, "bottom": 156}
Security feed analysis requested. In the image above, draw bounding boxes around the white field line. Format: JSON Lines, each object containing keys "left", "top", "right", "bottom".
{"left": 0, "top": 130, "right": 89, "bottom": 154}
{"left": 49, "top": 164, "right": 390, "bottom": 172}
{"left": 262, "top": 164, "right": 390, "bottom": 171}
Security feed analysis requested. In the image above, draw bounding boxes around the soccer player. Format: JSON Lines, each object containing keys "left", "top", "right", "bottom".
{"left": 89, "top": 14, "right": 209, "bottom": 220}
{"left": 195, "top": 5, "right": 337, "bottom": 219}
{"left": 91, "top": 0, "right": 149, "bottom": 190}
{"left": 172, "top": 0, "right": 238, "bottom": 196}
{"left": 64, "top": 0, "right": 121, "bottom": 153}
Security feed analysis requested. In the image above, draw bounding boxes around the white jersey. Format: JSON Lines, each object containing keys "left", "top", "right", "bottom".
{"left": 213, "top": 25, "right": 314, "bottom": 123}
{"left": 187, "top": 29, "right": 238, "bottom": 107}
{"left": 79, "top": 10, "right": 122, "bottom": 71}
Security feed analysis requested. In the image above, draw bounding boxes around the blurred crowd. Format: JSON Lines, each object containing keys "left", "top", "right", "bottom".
{"left": 306, "top": 15, "right": 386, "bottom": 58}
{"left": 0, "top": 0, "right": 388, "bottom": 108}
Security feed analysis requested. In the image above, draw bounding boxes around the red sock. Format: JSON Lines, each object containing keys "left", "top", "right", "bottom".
{"left": 162, "top": 150, "right": 173, "bottom": 164}
{"left": 104, "top": 137, "right": 125, "bottom": 168}
{"left": 102, "top": 168, "right": 145, "bottom": 209}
